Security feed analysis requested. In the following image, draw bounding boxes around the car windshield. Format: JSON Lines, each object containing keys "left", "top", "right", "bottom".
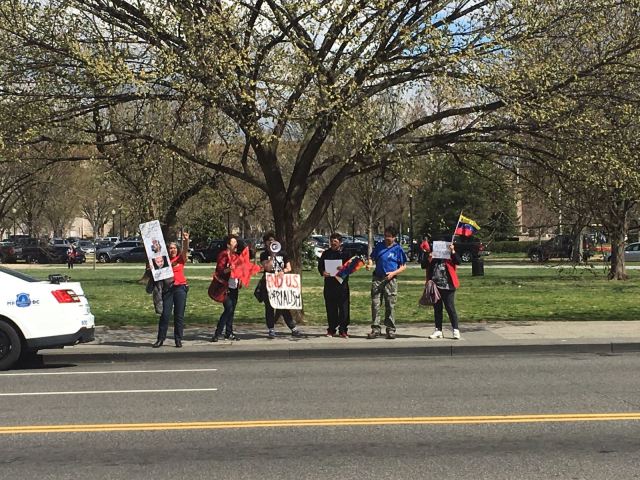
{"left": 0, "top": 266, "right": 39, "bottom": 282}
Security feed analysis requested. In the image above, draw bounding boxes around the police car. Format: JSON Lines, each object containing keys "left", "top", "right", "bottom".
{"left": 0, "top": 266, "right": 95, "bottom": 370}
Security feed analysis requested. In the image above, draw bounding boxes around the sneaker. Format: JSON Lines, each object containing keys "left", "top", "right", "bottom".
{"left": 291, "top": 329, "right": 303, "bottom": 337}
{"left": 268, "top": 329, "right": 276, "bottom": 339}
{"left": 339, "top": 332, "right": 349, "bottom": 339}
{"left": 366, "top": 330, "right": 381, "bottom": 339}
{"left": 386, "top": 331, "right": 396, "bottom": 340}
{"left": 325, "top": 329, "right": 336, "bottom": 337}
{"left": 452, "top": 329, "right": 461, "bottom": 340}
{"left": 225, "top": 334, "right": 240, "bottom": 341}
{"left": 210, "top": 335, "right": 219, "bottom": 343}
{"left": 428, "top": 330, "right": 443, "bottom": 339}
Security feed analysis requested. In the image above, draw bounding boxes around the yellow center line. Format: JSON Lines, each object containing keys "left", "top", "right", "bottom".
{"left": 2, "top": 413, "right": 640, "bottom": 434}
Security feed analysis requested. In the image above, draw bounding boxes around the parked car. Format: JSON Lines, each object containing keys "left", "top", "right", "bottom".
{"left": 0, "top": 243, "right": 18, "bottom": 264}
{"left": 0, "top": 266, "right": 95, "bottom": 370}
{"left": 49, "top": 238, "right": 70, "bottom": 247}
{"left": 189, "top": 239, "right": 227, "bottom": 263}
{"left": 605, "top": 242, "right": 640, "bottom": 262}
{"left": 528, "top": 234, "right": 592, "bottom": 262}
{"left": 22, "top": 245, "right": 86, "bottom": 264}
{"left": 190, "top": 239, "right": 255, "bottom": 263}
{"left": 110, "top": 246, "right": 149, "bottom": 263}
{"left": 76, "top": 240, "right": 96, "bottom": 254}
{"left": 341, "top": 242, "right": 369, "bottom": 258}
{"left": 96, "top": 241, "right": 142, "bottom": 263}
{"left": 418, "top": 236, "right": 490, "bottom": 263}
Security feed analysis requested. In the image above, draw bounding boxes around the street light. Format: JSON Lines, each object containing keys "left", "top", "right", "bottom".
{"left": 409, "top": 194, "right": 414, "bottom": 260}
{"left": 11, "top": 207, "right": 17, "bottom": 238}
{"left": 111, "top": 209, "right": 116, "bottom": 237}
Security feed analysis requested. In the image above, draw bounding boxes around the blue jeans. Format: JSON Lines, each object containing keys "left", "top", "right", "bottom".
{"left": 215, "top": 288, "right": 238, "bottom": 337}
{"left": 157, "top": 284, "right": 188, "bottom": 341}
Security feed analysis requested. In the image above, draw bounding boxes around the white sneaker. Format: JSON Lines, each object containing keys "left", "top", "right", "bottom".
{"left": 452, "top": 329, "right": 461, "bottom": 340}
{"left": 428, "top": 330, "right": 443, "bottom": 339}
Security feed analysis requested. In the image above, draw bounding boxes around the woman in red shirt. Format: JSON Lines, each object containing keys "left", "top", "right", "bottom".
{"left": 211, "top": 235, "right": 241, "bottom": 342}
{"left": 153, "top": 231, "right": 190, "bottom": 348}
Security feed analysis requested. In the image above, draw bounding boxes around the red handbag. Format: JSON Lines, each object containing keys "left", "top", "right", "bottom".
{"left": 208, "top": 274, "right": 228, "bottom": 303}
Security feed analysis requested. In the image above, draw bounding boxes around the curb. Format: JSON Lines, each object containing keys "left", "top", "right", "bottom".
{"left": 37, "top": 341, "right": 640, "bottom": 365}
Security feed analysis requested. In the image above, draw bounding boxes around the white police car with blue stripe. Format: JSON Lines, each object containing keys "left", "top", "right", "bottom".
{"left": 0, "top": 266, "right": 95, "bottom": 370}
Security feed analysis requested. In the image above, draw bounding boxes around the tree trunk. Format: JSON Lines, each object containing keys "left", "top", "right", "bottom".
{"left": 608, "top": 226, "right": 628, "bottom": 280}
{"left": 607, "top": 201, "right": 629, "bottom": 280}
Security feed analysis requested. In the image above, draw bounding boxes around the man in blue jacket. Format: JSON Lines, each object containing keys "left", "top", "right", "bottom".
{"left": 366, "top": 226, "right": 407, "bottom": 339}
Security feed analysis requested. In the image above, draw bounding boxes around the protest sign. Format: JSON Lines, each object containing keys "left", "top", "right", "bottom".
{"left": 265, "top": 272, "right": 302, "bottom": 310}
{"left": 139, "top": 220, "right": 174, "bottom": 281}
{"left": 432, "top": 241, "right": 451, "bottom": 259}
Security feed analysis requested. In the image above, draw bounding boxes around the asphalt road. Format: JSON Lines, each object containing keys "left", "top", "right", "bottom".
{"left": 1, "top": 354, "right": 639, "bottom": 479}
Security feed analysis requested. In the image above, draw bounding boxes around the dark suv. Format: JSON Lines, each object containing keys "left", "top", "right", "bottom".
{"left": 189, "top": 239, "right": 255, "bottom": 263}
{"left": 528, "top": 234, "right": 593, "bottom": 262}
{"left": 0, "top": 243, "right": 18, "bottom": 263}
{"left": 341, "top": 242, "right": 369, "bottom": 258}
{"left": 96, "top": 241, "right": 142, "bottom": 263}
{"left": 418, "top": 237, "right": 490, "bottom": 263}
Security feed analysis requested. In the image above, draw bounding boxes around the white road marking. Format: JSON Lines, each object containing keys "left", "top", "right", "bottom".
{"left": 0, "top": 368, "right": 218, "bottom": 377}
{"left": 0, "top": 388, "right": 218, "bottom": 396}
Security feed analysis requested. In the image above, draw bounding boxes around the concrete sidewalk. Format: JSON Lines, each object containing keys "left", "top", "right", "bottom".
{"left": 40, "top": 321, "right": 640, "bottom": 364}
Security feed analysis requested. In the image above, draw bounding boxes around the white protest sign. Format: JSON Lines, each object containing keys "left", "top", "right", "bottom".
{"left": 265, "top": 272, "right": 303, "bottom": 310}
{"left": 139, "top": 220, "right": 174, "bottom": 281}
{"left": 324, "top": 259, "right": 342, "bottom": 276}
{"left": 432, "top": 241, "right": 451, "bottom": 259}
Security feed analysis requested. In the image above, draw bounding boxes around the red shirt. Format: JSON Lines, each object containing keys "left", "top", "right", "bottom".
{"left": 170, "top": 255, "right": 187, "bottom": 285}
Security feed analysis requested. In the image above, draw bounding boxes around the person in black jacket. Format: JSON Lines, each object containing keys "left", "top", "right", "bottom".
{"left": 318, "top": 233, "right": 352, "bottom": 338}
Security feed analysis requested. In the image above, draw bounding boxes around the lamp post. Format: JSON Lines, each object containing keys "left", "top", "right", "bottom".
{"left": 409, "top": 194, "right": 414, "bottom": 260}
{"left": 119, "top": 209, "right": 123, "bottom": 240}
{"left": 111, "top": 209, "right": 116, "bottom": 237}
{"left": 11, "top": 207, "right": 17, "bottom": 238}
{"left": 352, "top": 215, "right": 355, "bottom": 240}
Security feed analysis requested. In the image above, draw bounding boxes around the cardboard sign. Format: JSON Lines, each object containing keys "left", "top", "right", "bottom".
{"left": 265, "top": 272, "right": 302, "bottom": 310}
{"left": 432, "top": 241, "right": 451, "bottom": 259}
{"left": 139, "top": 220, "right": 174, "bottom": 281}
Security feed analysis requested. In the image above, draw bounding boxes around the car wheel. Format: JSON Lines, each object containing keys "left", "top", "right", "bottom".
{"left": 529, "top": 251, "right": 543, "bottom": 262}
{"left": 460, "top": 251, "right": 472, "bottom": 263}
{"left": 98, "top": 254, "right": 109, "bottom": 263}
{"left": 28, "top": 256, "right": 39, "bottom": 264}
{"left": 0, "top": 320, "right": 22, "bottom": 371}
{"left": 192, "top": 256, "right": 201, "bottom": 264}
{"left": 115, "top": 257, "right": 124, "bottom": 263}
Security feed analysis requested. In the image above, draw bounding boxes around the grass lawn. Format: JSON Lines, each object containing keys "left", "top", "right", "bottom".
{"left": 12, "top": 264, "right": 640, "bottom": 328}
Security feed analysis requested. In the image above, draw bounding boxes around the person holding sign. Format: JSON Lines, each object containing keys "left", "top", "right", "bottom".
{"left": 423, "top": 241, "right": 462, "bottom": 340}
{"left": 366, "top": 226, "right": 407, "bottom": 340}
{"left": 152, "top": 231, "right": 190, "bottom": 348}
{"left": 259, "top": 232, "right": 303, "bottom": 339}
{"left": 318, "top": 233, "right": 351, "bottom": 338}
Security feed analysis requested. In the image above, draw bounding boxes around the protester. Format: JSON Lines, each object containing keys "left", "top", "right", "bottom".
{"left": 66, "top": 245, "right": 76, "bottom": 269}
{"left": 259, "top": 232, "right": 303, "bottom": 339}
{"left": 366, "top": 226, "right": 407, "bottom": 339}
{"left": 152, "top": 231, "right": 190, "bottom": 348}
{"left": 318, "top": 233, "right": 351, "bottom": 338}
{"left": 211, "top": 235, "right": 241, "bottom": 342}
{"left": 423, "top": 242, "right": 462, "bottom": 339}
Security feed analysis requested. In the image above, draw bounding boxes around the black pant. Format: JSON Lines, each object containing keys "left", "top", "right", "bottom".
{"left": 323, "top": 283, "right": 350, "bottom": 333}
{"left": 215, "top": 288, "right": 238, "bottom": 337}
{"left": 434, "top": 289, "right": 459, "bottom": 330}
{"left": 264, "top": 303, "right": 296, "bottom": 330}
{"left": 157, "top": 284, "right": 188, "bottom": 341}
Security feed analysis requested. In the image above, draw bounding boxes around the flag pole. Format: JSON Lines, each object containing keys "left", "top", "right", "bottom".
{"left": 451, "top": 211, "right": 463, "bottom": 243}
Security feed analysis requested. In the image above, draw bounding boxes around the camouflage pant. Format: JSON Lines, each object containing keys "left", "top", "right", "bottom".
{"left": 370, "top": 276, "right": 398, "bottom": 333}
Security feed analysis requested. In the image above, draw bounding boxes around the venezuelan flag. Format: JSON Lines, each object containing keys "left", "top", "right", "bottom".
{"left": 336, "top": 256, "right": 366, "bottom": 280}
{"left": 454, "top": 214, "right": 480, "bottom": 237}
